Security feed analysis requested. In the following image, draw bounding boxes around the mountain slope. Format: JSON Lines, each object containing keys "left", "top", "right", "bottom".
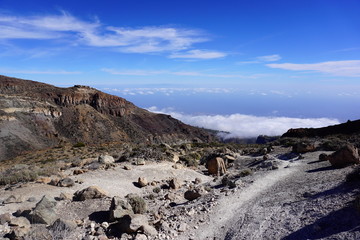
{"left": 282, "top": 120, "right": 360, "bottom": 138}
{"left": 0, "top": 75, "right": 214, "bottom": 161}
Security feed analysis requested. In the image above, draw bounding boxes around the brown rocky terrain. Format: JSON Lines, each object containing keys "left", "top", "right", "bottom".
{"left": 0, "top": 75, "right": 214, "bottom": 161}
{"left": 282, "top": 119, "right": 360, "bottom": 138}
{"left": 1, "top": 140, "right": 360, "bottom": 240}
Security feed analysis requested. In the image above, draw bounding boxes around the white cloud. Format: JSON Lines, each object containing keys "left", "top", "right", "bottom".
{"left": 267, "top": 60, "right": 360, "bottom": 77}
{"left": 169, "top": 49, "right": 226, "bottom": 59}
{"left": 0, "top": 12, "right": 223, "bottom": 56}
{"left": 237, "top": 54, "right": 281, "bottom": 65}
{"left": 0, "top": 68, "right": 81, "bottom": 75}
{"left": 104, "top": 87, "right": 235, "bottom": 96}
{"left": 148, "top": 107, "right": 340, "bottom": 138}
{"left": 256, "top": 54, "right": 281, "bottom": 62}
{"left": 101, "top": 68, "right": 167, "bottom": 76}
{"left": 101, "top": 68, "right": 256, "bottom": 78}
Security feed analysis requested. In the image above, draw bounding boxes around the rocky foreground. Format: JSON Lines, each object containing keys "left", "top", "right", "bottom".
{"left": 1, "top": 141, "right": 360, "bottom": 240}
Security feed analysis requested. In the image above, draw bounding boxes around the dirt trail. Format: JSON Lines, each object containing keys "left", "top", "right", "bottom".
{"left": 195, "top": 151, "right": 360, "bottom": 240}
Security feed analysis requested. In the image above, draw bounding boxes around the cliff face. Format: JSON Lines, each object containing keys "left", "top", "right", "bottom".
{"left": 0, "top": 75, "right": 214, "bottom": 161}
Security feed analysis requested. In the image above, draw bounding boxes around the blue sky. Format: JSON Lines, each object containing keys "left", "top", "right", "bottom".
{"left": 1, "top": 0, "right": 359, "bottom": 136}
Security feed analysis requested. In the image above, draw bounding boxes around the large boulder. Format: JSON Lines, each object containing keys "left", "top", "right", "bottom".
{"left": 109, "top": 197, "right": 133, "bottom": 221}
{"left": 327, "top": 144, "right": 360, "bottom": 168}
{"left": 73, "top": 186, "right": 108, "bottom": 201}
{"left": 29, "top": 195, "right": 58, "bottom": 225}
{"left": 206, "top": 157, "right": 226, "bottom": 176}
{"left": 292, "top": 142, "right": 316, "bottom": 153}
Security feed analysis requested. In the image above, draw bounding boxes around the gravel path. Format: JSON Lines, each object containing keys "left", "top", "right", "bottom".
{"left": 195, "top": 151, "right": 360, "bottom": 240}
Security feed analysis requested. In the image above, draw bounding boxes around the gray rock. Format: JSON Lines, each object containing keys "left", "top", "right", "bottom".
{"left": 0, "top": 213, "right": 11, "bottom": 224}
{"left": 109, "top": 197, "right": 133, "bottom": 221}
{"left": 49, "top": 218, "right": 76, "bottom": 232}
{"left": 29, "top": 195, "right": 58, "bottom": 225}
{"left": 115, "top": 214, "right": 157, "bottom": 236}
{"left": 57, "top": 177, "right": 75, "bottom": 187}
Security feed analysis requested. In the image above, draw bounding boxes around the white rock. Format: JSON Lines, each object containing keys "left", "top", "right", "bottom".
{"left": 98, "top": 154, "right": 115, "bottom": 164}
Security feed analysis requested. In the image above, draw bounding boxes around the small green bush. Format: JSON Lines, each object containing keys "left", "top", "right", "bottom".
{"left": 180, "top": 155, "right": 198, "bottom": 167}
{"left": 239, "top": 168, "right": 252, "bottom": 177}
{"left": 73, "top": 142, "right": 86, "bottom": 148}
{"left": 126, "top": 194, "right": 147, "bottom": 214}
{"left": 153, "top": 187, "right": 161, "bottom": 193}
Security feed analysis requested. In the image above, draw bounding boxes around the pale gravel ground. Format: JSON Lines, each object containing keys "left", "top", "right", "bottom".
{"left": 190, "top": 150, "right": 360, "bottom": 240}
{"left": 0, "top": 162, "right": 211, "bottom": 215}
{"left": 1, "top": 148, "right": 360, "bottom": 240}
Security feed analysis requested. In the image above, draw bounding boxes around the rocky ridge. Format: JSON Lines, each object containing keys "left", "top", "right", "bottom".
{"left": 0, "top": 75, "right": 214, "bottom": 161}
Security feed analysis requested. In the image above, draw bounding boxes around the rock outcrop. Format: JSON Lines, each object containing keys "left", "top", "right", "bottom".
{"left": 206, "top": 157, "right": 227, "bottom": 176}
{"left": 326, "top": 144, "right": 360, "bottom": 168}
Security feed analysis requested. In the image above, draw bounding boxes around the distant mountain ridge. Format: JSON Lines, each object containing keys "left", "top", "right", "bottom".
{"left": 282, "top": 119, "right": 360, "bottom": 138}
{"left": 0, "top": 75, "right": 214, "bottom": 161}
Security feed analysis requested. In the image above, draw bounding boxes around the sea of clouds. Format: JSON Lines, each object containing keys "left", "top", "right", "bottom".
{"left": 148, "top": 107, "right": 340, "bottom": 138}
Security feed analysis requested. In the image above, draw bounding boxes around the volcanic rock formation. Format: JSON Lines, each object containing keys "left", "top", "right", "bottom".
{"left": 0, "top": 75, "right": 214, "bottom": 161}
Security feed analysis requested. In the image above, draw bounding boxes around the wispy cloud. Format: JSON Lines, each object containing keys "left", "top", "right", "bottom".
{"left": 267, "top": 60, "right": 360, "bottom": 77}
{"left": 101, "top": 68, "right": 257, "bottom": 78}
{"left": 101, "top": 68, "right": 166, "bottom": 76}
{"left": 148, "top": 107, "right": 340, "bottom": 138}
{"left": 0, "top": 68, "right": 81, "bottom": 75}
{"left": 0, "top": 12, "right": 223, "bottom": 57}
{"left": 237, "top": 54, "right": 281, "bottom": 64}
{"left": 169, "top": 49, "right": 226, "bottom": 59}
{"left": 256, "top": 54, "right": 281, "bottom": 62}
{"left": 104, "top": 87, "right": 234, "bottom": 96}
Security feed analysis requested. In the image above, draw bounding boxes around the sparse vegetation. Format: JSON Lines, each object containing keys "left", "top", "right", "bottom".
{"left": 73, "top": 142, "right": 86, "bottom": 148}
{"left": 126, "top": 194, "right": 147, "bottom": 214}
{"left": 239, "top": 168, "right": 253, "bottom": 177}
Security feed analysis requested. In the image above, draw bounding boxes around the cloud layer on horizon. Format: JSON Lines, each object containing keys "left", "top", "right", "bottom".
{"left": 267, "top": 60, "right": 360, "bottom": 77}
{"left": 148, "top": 107, "right": 340, "bottom": 138}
